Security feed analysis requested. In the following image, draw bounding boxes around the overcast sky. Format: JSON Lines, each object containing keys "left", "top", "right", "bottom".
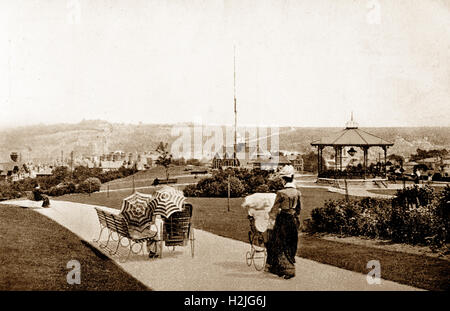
{"left": 1, "top": 0, "right": 449, "bottom": 128}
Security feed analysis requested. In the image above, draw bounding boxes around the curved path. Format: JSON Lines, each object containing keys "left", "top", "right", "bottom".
{"left": 1, "top": 199, "right": 421, "bottom": 291}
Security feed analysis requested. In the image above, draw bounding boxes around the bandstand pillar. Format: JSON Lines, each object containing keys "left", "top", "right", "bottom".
{"left": 317, "top": 146, "right": 324, "bottom": 175}
{"left": 362, "top": 147, "right": 368, "bottom": 179}
{"left": 335, "top": 147, "right": 338, "bottom": 171}
{"left": 317, "top": 146, "right": 320, "bottom": 175}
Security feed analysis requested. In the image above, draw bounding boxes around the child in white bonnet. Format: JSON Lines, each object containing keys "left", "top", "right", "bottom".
{"left": 242, "top": 193, "right": 276, "bottom": 233}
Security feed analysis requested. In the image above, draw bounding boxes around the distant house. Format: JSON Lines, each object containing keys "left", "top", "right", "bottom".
{"left": 403, "top": 161, "right": 419, "bottom": 174}
{"left": 252, "top": 155, "right": 292, "bottom": 171}
{"left": 100, "top": 160, "right": 125, "bottom": 172}
{"left": 211, "top": 143, "right": 270, "bottom": 169}
{"left": 441, "top": 158, "right": 450, "bottom": 176}
{"left": 35, "top": 167, "right": 53, "bottom": 177}
{"left": 212, "top": 151, "right": 240, "bottom": 169}
{"left": 0, "top": 152, "right": 27, "bottom": 181}
{"left": 417, "top": 157, "right": 440, "bottom": 170}
{"left": 287, "top": 154, "right": 304, "bottom": 172}
{"left": 0, "top": 162, "right": 20, "bottom": 180}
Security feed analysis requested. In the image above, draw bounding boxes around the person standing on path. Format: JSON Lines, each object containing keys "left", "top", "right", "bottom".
{"left": 266, "top": 165, "right": 301, "bottom": 279}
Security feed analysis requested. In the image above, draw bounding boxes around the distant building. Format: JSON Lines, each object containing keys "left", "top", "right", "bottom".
{"left": 441, "top": 158, "right": 450, "bottom": 176}
{"left": 0, "top": 152, "right": 28, "bottom": 181}
{"left": 212, "top": 143, "right": 269, "bottom": 169}
{"left": 99, "top": 160, "right": 125, "bottom": 172}
{"left": 252, "top": 155, "right": 292, "bottom": 171}
{"left": 287, "top": 154, "right": 304, "bottom": 172}
{"left": 403, "top": 161, "right": 419, "bottom": 174}
{"left": 35, "top": 167, "right": 53, "bottom": 177}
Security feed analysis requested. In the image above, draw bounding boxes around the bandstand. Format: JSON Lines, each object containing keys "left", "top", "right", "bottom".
{"left": 310, "top": 115, "right": 394, "bottom": 188}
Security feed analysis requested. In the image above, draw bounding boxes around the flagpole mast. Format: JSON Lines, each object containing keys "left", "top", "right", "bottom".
{"left": 233, "top": 45, "right": 237, "bottom": 163}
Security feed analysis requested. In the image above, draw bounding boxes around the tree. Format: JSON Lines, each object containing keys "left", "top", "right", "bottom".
{"left": 387, "top": 154, "right": 404, "bottom": 167}
{"left": 78, "top": 177, "right": 101, "bottom": 193}
{"left": 302, "top": 151, "right": 325, "bottom": 173}
{"left": 155, "top": 142, "right": 173, "bottom": 181}
{"left": 52, "top": 166, "right": 70, "bottom": 184}
{"left": 73, "top": 166, "right": 92, "bottom": 183}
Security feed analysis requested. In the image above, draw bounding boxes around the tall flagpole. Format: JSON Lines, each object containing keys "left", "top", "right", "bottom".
{"left": 233, "top": 45, "right": 237, "bottom": 162}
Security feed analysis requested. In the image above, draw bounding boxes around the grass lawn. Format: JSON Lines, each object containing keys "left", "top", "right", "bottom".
{"left": 54, "top": 186, "right": 450, "bottom": 291}
{"left": 368, "top": 184, "right": 449, "bottom": 196}
{"left": 0, "top": 204, "right": 149, "bottom": 290}
{"left": 101, "top": 166, "right": 208, "bottom": 191}
{"left": 367, "top": 189, "right": 399, "bottom": 196}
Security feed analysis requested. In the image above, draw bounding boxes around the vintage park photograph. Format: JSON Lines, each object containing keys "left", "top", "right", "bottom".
{"left": 0, "top": 0, "right": 449, "bottom": 292}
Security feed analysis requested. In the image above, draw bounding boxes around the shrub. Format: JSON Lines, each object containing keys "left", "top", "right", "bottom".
{"left": 228, "top": 176, "right": 246, "bottom": 197}
{"left": 267, "top": 177, "right": 285, "bottom": 192}
{"left": 183, "top": 168, "right": 282, "bottom": 197}
{"left": 78, "top": 177, "right": 101, "bottom": 193}
{"left": 254, "top": 184, "right": 270, "bottom": 193}
{"left": 47, "top": 181, "right": 77, "bottom": 196}
{"left": 183, "top": 184, "right": 201, "bottom": 197}
{"left": 0, "top": 182, "right": 21, "bottom": 200}
{"left": 305, "top": 186, "right": 449, "bottom": 251}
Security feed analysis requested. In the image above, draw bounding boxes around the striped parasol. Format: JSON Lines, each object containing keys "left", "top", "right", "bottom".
{"left": 120, "top": 192, "right": 155, "bottom": 233}
{"left": 148, "top": 186, "right": 186, "bottom": 218}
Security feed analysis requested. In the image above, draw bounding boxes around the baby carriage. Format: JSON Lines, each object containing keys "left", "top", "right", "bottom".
{"left": 242, "top": 193, "right": 276, "bottom": 271}
{"left": 245, "top": 215, "right": 268, "bottom": 271}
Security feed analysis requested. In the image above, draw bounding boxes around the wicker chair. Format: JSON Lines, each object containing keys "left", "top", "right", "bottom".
{"left": 162, "top": 203, "right": 195, "bottom": 258}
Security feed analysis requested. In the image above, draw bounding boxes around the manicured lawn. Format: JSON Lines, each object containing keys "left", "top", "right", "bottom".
{"left": 54, "top": 187, "right": 450, "bottom": 291}
{"left": 367, "top": 189, "right": 399, "bottom": 196}
{"left": 0, "top": 204, "right": 149, "bottom": 290}
{"left": 369, "top": 184, "right": 448, "bottom": 196}
{"left": 101, "top": 166, "right": 208, "bottom": 190}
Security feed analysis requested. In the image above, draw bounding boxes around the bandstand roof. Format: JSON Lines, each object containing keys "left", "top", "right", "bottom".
{"left": 311, "top": 116, "right": 394, "bottom": 147}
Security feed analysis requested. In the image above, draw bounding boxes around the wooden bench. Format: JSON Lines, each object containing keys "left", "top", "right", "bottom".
{"left": 94, "top": 208, "right": 159, "bottom": 262}
{"left": 190, "top": 170, "right": 208, "bottom": 175}
{"left": 152, "top": 178, "right": 178, "bottom": 185}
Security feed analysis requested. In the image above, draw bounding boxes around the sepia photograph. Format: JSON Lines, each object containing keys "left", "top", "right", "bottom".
{"left": 0, "top": 0, "right": 449, "bottom": 301}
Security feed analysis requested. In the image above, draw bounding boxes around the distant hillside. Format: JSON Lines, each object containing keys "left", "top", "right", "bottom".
{"left": 0, "top": 120, "right": 449, "bottom": 162}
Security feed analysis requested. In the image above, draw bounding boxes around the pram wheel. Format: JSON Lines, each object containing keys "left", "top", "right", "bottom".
{"left": 245, "top": 251, "right": 253, "bottom": 266}
{"left": 246, "top": 230, "right": 267, "bottom": 271}
{"left": 252, "top": 248, "right": 267, "bottom": 271}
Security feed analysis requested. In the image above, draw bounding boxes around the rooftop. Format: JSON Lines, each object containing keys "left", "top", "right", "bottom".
{"left": 311, "top": 115, "right": 394, "bottom": 147}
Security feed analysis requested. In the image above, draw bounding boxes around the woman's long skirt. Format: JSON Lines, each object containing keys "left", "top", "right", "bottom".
{"left": 266, "top": 212, "right": 298, "bottom": 277}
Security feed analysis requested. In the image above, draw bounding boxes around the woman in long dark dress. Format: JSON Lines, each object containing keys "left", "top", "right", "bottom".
{"left": 266, "top": 165, "right": 301, "bottom": 279}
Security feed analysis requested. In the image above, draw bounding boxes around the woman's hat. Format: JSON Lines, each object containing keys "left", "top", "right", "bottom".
{"left": 278, "top": 165, "right": 295, "bottom": 178}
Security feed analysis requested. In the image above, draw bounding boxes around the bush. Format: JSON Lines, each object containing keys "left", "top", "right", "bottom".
{"left": 183, "top": 168, "right": 281, "bottom": 197}
{"left": 78, "top": 177, "right": 101, "bottom": 193}
{"left": 183, "top": 184, "right": 201, "bottom": 197}
{"left": 0, "top": 182, "right": 21, "bottom": 200}
{"left": 0, "top": 165, "right": 140, "bottom": 200}
{"left": 254, "top": 184, "right": 270, "bottom": 193}
{"left": 47, "top": 181, "right": 77, "bottom": 196}
{"left": 267, "top": 177, "right": 285, "bottom": 192}
{"left": 305, "top": 186, "right": 449, "bottom": 250}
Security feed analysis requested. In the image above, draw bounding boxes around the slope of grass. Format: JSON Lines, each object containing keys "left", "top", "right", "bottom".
{"left": 0, "top": 204, "right": 149, "bottom": 291}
